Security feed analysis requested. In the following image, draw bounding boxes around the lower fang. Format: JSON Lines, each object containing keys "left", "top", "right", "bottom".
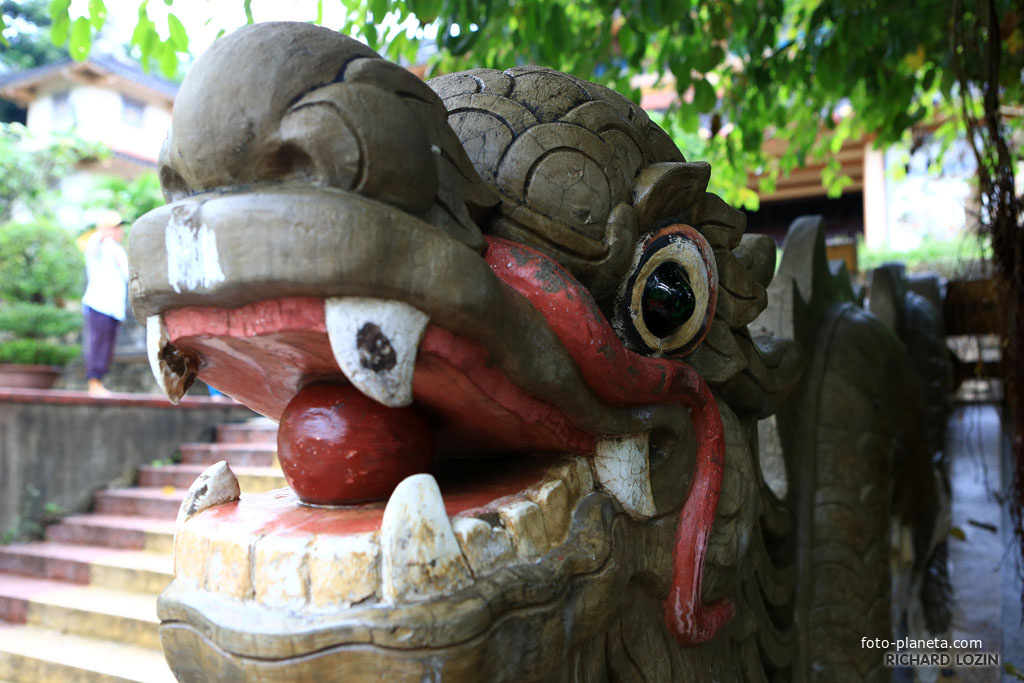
{"left": 381, "top": 474, "right": 472, "bottom": 603}
{"left": 593, "top": 433, "right": 656, "bottom": 519}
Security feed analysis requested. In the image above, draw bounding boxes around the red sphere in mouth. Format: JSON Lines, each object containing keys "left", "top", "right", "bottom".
{"left": 277, "top": 382, "right": 434, "bottom": 505}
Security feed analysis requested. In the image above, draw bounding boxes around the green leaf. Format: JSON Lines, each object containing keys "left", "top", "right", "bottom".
{"left": 672, "top": 69, "right": 693, "bottom": 96}
{"left": 408, "top": 0, "right": 442, "bottom": 25}
{"left": 167, "top": 13, "right": 188, "bottom": 51}
{"left": 243, "top": 0, "right": 254, "bottom": 24}
{"left": 88, "top": 0, "right": 107, "bottom": 30}
{"left": 618, "top": 21, "right": 637, "bottom": 57}
{"left": 130, "top": 15, "right": 149, "bottom": 46}
{"left": 370, "top": 0, "right": 387, "bottom": 22}
{"left": 157, "top": 40, "right": 178, "bottom": 78}
{"left": 642, "top": 0, "right": 662, "bottom": 25}
{"left": 692, "top": 78, "right": 716, "bottom": 113}
{"left": 132, "top": 20, "right": 157, "bottom": 66}
{"left": 49, "top": 0, "right": 71, "bottom": 46}
{"left": 741, "top": 125, "right": 762, "bottom": 153}
{"left": 921, "top": 65, "right": 937, "bottom": 92}
{"left": 816, "top": 43, "right": 840, "bottom": 92}
{"left": 69, "top": 17, "right": 92, "bottom": 61}
{"left": 363, "top": 22, "right": 378, "bottom": 50}
{"left": 678, "top": 106, "right": 700, "bottom": 133}
{"left": 316, "top": 0, "right": 323, "bottom": 24}
{"left": 0, "top": 13, "right": 8, "bottom": 47}
{"left": 826, "top": 174, "right": 852, "bottom": 198}
{"left": 736, "top": 187, "right": 759, "bottom": 211}
{"left": 545, "top": 4, "right": 567, "bottom": 59}
{"left": 48, "top": 0, "right": 72, "bottom": 18}
{"left": 691, "top": 45, "right": 724, "bottom": 74}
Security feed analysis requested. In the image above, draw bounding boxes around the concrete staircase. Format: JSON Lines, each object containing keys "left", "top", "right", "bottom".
{"left": 0, "top": 420, "right": 284, "bottom": 682}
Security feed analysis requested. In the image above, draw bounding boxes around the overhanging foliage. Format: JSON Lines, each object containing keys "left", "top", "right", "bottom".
{"left": 32, "top": 0, "right": 1024, "bottom": 210}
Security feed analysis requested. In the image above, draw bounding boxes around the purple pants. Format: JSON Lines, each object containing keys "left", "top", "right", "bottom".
{"left": 84, "top": 306, "right": 120, "bottom": 380}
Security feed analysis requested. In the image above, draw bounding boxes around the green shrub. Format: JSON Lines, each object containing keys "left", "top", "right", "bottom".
{"left": 0, "top": 221, "right": 84, "bottom": 366}
{"left": 0, "top": 221, "right": 84, "bottom": 304}
{"left": 0, "top": 339, "right": 80, "bottom": 365}
{"left": 0, "top": 302, "right": 81, "bottom": 338}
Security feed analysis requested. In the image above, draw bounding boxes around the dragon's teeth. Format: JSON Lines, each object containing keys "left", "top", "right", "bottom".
{"left": 527, "top": 479, "right": 570, "bottom": 546}
{"left": 548, "top": 457, "right": 596, "bottom": 504}
{"left": 452, "top": 517, "right": 515, "bottom": 577}
{"left": 593, "top": 433, "right": 656, "bottom": 519}
{"left": 498, "top": 499, "right": 550, "bottom": 559}
{"left": 380, "top": 474, "right": 472, "bottom": 603}
{"left": 324, "top": 297, "right": 429, "bottom": 408}
{"left": 146, "top": 315, "right": 199, "bottom": 404}
{"left": 175, "top": 460, "right": 240, "bottom": 528}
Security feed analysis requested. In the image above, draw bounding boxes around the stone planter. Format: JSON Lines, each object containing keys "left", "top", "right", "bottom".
{"left": 0, "top": 364, "right": 62, "bottom": 389}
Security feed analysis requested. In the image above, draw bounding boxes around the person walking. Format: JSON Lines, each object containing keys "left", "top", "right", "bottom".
{"left": 82, "top": 211, "right": 129, "bottom": 396}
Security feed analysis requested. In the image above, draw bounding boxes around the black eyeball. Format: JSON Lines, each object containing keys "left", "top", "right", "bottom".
{"left": 641, "top": 261, "right": 697, "bottom": 337}
{"left": 616, "top": 225, "right": 717, "bottom": 356}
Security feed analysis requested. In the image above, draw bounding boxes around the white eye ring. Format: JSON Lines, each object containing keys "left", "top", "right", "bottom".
{"left": 619, "top": 225, "right": 718, "bottom": 356}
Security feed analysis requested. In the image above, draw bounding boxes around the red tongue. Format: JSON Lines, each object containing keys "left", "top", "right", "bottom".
{"left": 484, "top": 237, "right": 732, "bottom": 645}
{"left": 277, "top": 382, "right": 433, "bottom": 505}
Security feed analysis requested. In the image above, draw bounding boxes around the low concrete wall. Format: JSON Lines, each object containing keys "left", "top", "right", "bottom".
{"left": 0, "top": 388, "right": 255, "bottom": 535}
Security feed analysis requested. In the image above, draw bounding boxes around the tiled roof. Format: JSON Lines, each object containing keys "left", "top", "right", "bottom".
{"left": 0, "top": 54, "right": 178, "bottom": 99}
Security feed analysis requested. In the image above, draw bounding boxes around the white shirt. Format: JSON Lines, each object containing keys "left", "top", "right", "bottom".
{"left": 82, "top": 232, "right": 129, "bottom": 321}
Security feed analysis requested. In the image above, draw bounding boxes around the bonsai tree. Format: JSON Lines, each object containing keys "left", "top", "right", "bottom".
{"left": 0, "top": 221, "right": 84, "bottom": 366}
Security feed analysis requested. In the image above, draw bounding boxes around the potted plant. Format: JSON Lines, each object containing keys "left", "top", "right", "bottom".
{"left": 0, "top": 220, "right": 84, "bottom": 388}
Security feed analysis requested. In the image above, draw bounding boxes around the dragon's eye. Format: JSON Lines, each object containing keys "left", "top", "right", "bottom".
{"left": 619, "top": 225, "right": 717, "bottom": 356}
{"left": 641, "top": 261, "right": 696, "bottom": 337}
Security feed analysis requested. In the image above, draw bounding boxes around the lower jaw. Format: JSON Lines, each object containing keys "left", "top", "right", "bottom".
{"left": 160, "top": 463, "right": 679, "bottom": 679}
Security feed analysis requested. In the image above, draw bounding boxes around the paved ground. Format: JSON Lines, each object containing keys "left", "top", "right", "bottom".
{"left": 946, "top": 405, "right": 1023, "bottom": 683}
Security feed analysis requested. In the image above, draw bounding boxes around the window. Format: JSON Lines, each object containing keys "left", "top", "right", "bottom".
{"left": 121, "top": 95, "right": 145, "bottom": 127}
{"left": 52, "top": 90, "right": 75, "bottom": 128}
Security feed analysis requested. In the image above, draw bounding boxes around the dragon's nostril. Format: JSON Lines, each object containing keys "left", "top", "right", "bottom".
{"left": 158, "top": 165, "right": 190, "bottom": 202}
{"left": 259, "top": 143, "right": 317, "bottom": 182}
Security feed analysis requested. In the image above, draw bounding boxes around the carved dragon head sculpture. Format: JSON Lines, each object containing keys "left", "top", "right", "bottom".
{"left": 135, "top": 22, "right": 803, "bottom": 681}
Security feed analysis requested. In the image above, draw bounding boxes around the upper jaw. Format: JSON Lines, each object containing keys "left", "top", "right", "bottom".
{"left": 130, "top": 186, "right": 694, "bottom": 435}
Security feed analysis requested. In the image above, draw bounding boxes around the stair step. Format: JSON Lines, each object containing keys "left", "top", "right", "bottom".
{"left": 0, "top": 542, "right": 172, "bottom": 594}
{"left": 179, "top": 442, "right": 277, "bottom": 467}
{"left": 0, "top": 623, "right": 174, "bottom": 683}
{"left": 94, "top": 487, "right": 186, "bottom": 519}
{"left": 46, "top": 515, "right": 176, "bottom": 553}
{"left": 0, "top": 573, "right": 160, "bottom": 649}
{"left": 0, "top": 422, "right": 288, "bottom": 681}
{"left": 216, "top": 420, "right": 278, "bottom": 445}
{"left": 138, "top": 463, "right": 286, "bottom": 493}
